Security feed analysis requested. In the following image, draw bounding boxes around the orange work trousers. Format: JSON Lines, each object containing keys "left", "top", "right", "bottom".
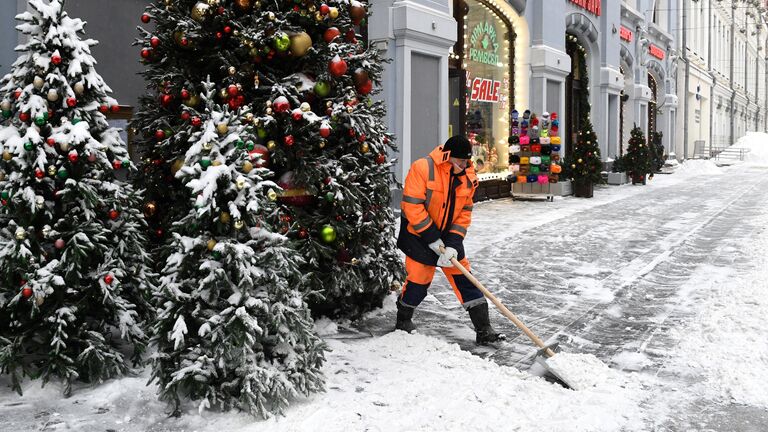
{"left": 398, "top": 256, "right": 485, "bottom": 309}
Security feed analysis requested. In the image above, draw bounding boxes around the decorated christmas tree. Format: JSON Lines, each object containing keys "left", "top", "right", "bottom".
{"left": 132, "top": 0, "right": 403, "bottom": 319}
{"left": 568, "top": 119, "right": 602, "bottom": 196}
{"left": 0, "top": 0, "right": 151, "bottom": 395}
{"left": 148, "top": 81, "right": 325, "bottom": 418}
{"left": 625, "top": 125, "right": 652, "bottom": 184}
{"left": 649, "top": 130, "right": 665, "bottom": 173}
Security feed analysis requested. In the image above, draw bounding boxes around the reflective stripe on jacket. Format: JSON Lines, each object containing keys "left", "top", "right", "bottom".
{"left": 396, "top": 145, "right": 478, "bottom": 265}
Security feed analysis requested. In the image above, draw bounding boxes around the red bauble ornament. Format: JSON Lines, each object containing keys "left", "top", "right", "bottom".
{"left": 324, "top": 27, "right": 341, "bottom": 43}
{"left": 345, "top": 29, "right": 356, "bottom": 42}
{"left": 291, "top": 109, "right": 303, "bottom": 121}
{"left": 66, "top": 97, "right": 77, "bottom": 107}
{"left": 348, "top": 128, "right": 356, "bottom": 137}
{"left": 46, "top": 138, "right": 55, "bottom": 147}
{"left": 319, "top": 124, "right": 331, "bottom": 138}
{"left": 181, "top": 111, "right": 191, "bottom": 121}
{"left": 51, "top": 55, "right": 62, "bottom": 65}
{"left": 292, "top": 5, "right": 299, "bottom": 11}
{"left": 273, "top": 96, "right": 290, "bottom": 113}
{"left": 150, "top": 36, "right": 160, "bottom": 48}
{"left": 99, "top": 104, "right": 109, "bottom": 113}
{"left": 383, "top": 135, "right": 390, "bottom": 144}
{"left": 323, "top": 176, "right": 333, "bottom": 185}
{"left": 329, "top": 56, "right": 348, "bottom": 77}
{"left": 111, "top": 104, "right": 120, "bottom": 113}
{"left": 216, "top": 32, "right": 223, "bottom": 40}
{"left": 376, "top": 153, "right": 386, "bottom": 164}
{"left": 180, "top": 89, "right": 190, "bottom": 100}
{"left": 108, "top": 209, "right": 120, "bottom": 220}
{"left": 249, "top": 144, "right": 270, "bottom": 167}
{"left": 141, "top": 48, "right": 152, "bottom": 59}
{"left": 357, "top": 79, "right": 373, "bottom": 95}
{"left": 227, "top": 84, "right": 239, "bottom": 96}
{"left": 68, "top": 151, "right": 79, "bottom": 163}
{"left": 22, "top": 287, "right": 33, "bottom": 298}
{"left": 104, "top": 274, "right": 114, "bottom": 285}
{"left": 228, "top": 99, "right": 238, "bottom": 110}
{"left": 320, "top": 4, "right": 330, "bottom": 14}
{"left": 141, "top": 13, "right": 151, "bottom": 23}
{"left": 358, "top": 133, "right": 366, "bottom": 142}
{"left": 284, "top": 135, "right": 294, "bottom": 146}
{"left": 113, "top": 159, "right": 123, "bottom": 169}
{"left": 35, "top": 168, "right": 44, "bottom": 178}
{"left": 155, "top": 228, "right": 164, "bottom": 238}
{"left": 191, "top": 116, "right": 202, "bottom": 127}
{"left": 155, "top": 129, "right": 166, "bottom": 140}
{"left": 224, "top": 26, "right": 232, "bottom": 34}
{"left": 160, "top": 94, "right": 173, "bottom": 106}
{"left": 299, "top": 228, "right": 309, "bottom": 239}
{"left": 277, "top": 171, "right": 314, "bottom": 206}
{"left": 19, "top": 112, "right": 29, "bottom": 122}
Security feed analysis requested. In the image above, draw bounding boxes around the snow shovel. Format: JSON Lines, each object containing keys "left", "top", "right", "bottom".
{"left": 441, "top": 247, "right": 576, "bottom": 389}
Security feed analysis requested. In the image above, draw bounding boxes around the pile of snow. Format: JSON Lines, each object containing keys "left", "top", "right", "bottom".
{"left": 732, "top": 132, "right": 768, "bottom": 166}
{"left": 675, "top": 159, "right": 721, "bottom": 176}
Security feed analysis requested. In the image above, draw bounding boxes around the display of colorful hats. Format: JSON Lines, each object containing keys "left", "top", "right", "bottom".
{"left": 507, "top": 110, "right": 561, "bottom": 196}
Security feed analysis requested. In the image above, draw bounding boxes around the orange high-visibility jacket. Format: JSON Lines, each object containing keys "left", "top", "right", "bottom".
{"left": 397, "top": 145, "right": 478, "bottom": 265}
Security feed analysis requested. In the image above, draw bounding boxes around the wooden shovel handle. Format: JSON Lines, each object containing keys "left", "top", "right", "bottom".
{"left": 441, "top": 247, "right": 556, "bottom": 358}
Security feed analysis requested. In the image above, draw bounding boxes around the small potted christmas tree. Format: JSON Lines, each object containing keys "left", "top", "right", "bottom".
{"left": 569, "top": 119, "right": 602, "bottom": 198}
{"left": 625, "top": 125, "right": 652, "bottom": 185}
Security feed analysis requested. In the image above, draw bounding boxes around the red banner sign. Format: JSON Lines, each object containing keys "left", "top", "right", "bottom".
{"left": 620, "top": 26, "right": 633, "bottom": 42}
{"left": 649, "top": 44, "right": 665, "bottom": 60}
{"left": 470, "top": 77, "right": 501, "bottom": 103}
{"left": 569, "top": 0, "right": 601, "bottom": 16}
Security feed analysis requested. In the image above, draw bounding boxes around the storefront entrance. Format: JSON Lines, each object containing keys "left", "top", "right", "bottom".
{"left": 449, "top": 0, "right": 515, "bottom": 177}
{"left": 565, "top": 34, "right": 587, "bottom": 157}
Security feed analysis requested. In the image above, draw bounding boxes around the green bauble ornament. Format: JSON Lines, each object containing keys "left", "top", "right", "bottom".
{"left": 200, "top": 158, "right": 212, "bottom": 169}
{"left": 257, "top": 128, "right": 268, "bottom": 139}
{"left": 0, "top": 191, "right": 9, "bottom": 200}
{"left": 2, "top": 110, "right": 10, "bottom": 118}
{"left": 320, "top": 224, "right": 336, "bottom": 243}
{"left": 212, "top": 250, "right": 222, "bottom": 260}
{"left": 314, "top": 81, "right": 331, "bottom": 97}
{"left": 57, "top": 167, "right": 68, "bottom": 179}
{"left": 273, "top": 32, "right": 291, "bottom": 52}
{"left": 34, "top": 116, "right": 45, "bottom": 126}
{"left": 72, "top": 118, "right": 81, "bottom": 124}
{"left": 246, "top": 140, "right": 255, "bottom": 150}
{"left": 236, "top": 139, "right": 245, "bottom": 149}
{"left": 325, "top": 191, "right": 335, "bottom": 203}
{"left": 23, "top": 142, "right": 34, "bottom": 151}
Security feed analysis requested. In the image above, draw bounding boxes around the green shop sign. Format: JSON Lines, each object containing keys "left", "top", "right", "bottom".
{"left": 469, "top": 21, "right": 500, "bottom": 66}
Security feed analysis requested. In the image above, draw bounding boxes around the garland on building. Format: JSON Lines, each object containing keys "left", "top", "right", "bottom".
{"left": 567, "top": 119, "right": 602, "bottom": 186}
{"left": 566, "top": 34, "right": 590, "bottom": 131}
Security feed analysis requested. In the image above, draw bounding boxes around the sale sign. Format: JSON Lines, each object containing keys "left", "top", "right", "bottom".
{"left": 470, "top": 77, "right": 501, "bottom": 103}
{"left": 649, "top": 44, "right": 665, "bottom": 60}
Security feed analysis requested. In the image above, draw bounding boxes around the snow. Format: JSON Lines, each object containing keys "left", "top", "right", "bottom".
{"left": 5, "top": 139, "right": 768, "bottom": 430}
{"left": 733, "top": 131, "right": 768, "bottom": 166}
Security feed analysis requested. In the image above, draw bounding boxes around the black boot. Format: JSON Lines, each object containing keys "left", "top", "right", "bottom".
{"left": 395, "top": 301, "right": 416, "bottom": 333}
{"left": 468, "top": 302, "right": 506, "bottom": 345}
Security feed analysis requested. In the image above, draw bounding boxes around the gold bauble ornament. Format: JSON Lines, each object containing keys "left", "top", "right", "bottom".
{"left": 15, "top": 227, "right": 26, "bottom": 241}
{"left": 2, "top": 151, "right": 11, "bottom": 161}
{"left": 48, "top": 165, "right": 56, "bottom": 176}
{"left": 220, "top": 212, "right": 231, "bottom": 224}
{"left": 234, "top": 219, "right": 244, "bottom": 230}
{"left": 171, "top": 158, "right": 185, "bottom": 174}
{"left": 74, "top": 82, "right": 85, "bottom": 95}
{"left": 219, "top": 88, "right": 228, "bottom": 99}
{"left": 346, "top": 106, "right": 354, "bottom": 113}
{"left": 207, "top": 239, "right": 217, "bottom": 251}
{"left": 143, "top": 201, "right": 158, "bottom": 217}
{"left": 191, "top": 1, "right": 210, "bottom": 22}
{"left": 47, "top": 89, "right": 59, "bottom": 102}
{"left": 0, "top": 170, "right": 5, "bottom": 181}
{"left": 212, "top": 160, "right": 222, "bottom": 166}
{"left": 265, "top": 107, "right": 273, "bottom": 115}
{"left": 202, "top": 141, "right": 213, "bottom": 151}
{"left": 315, "top": 11, "right": 324, "bottom": 21}
{"left": 244, "top": 112, "right": 254, "bottom": 123}
{"left": 235, "top": 0, "right": 252, "bottom": 11}
{"left": 267, "top": 11, "right": 276, "bottom": 20}
{"left": 360, "top": 142, "right": 370, "bottom": 153}
{"left": 577, "top": 158, "right": 583, "bottom": 163}
{"left": 300, "top": 102, "right": 311, "bottom": 112}
{"left": 33, "top": 76, "right": 44, "bottom": 89}
{"left": 59, "top": 141, "right": 69, "bottom": 151}
{"left": 228, "top": 66, "right": 237, "bottom": 76}
{"left": 206, "top": 0, "right": 219, "bottom": 6}
{"left": 242, "top": 161, "right": 254, "bottom": 173}
{"left": 217, "top": 123, "right": 229, "bottom": 135}
{"left": 183, "top": 94, "right": 201, "bottom": 107}
{"left": 329, "top": 7, "right": 339, "bottom": 18}
{"left": 236, "top": 176, "right": 246, "bottom": 189}
{"left": 266, "top": 140, "right": 276, "bottom": 150}
{"left": 319, "top": 140, "right": 326, "bottom": 149}
{"left": 289, "top": 32, "right": 313, "bottom": 57}
{"left": 267, "top": 189, "right": 277, "bottom": 201}
{"left": 351, "top": 258, "right": 359, "bottom": 265}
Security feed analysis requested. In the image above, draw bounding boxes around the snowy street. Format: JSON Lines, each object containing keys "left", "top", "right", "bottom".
{"left": 3, "top": 138, "right": 768, "bottom": 431}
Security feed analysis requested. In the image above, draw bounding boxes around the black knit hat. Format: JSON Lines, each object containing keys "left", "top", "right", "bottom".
{"left": 443, "top": 135, "right": 472, "bottom": 159}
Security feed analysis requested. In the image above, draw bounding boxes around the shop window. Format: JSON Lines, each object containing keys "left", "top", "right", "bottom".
{"left": 452, "top": 0, "right": 515, "bottom": 174}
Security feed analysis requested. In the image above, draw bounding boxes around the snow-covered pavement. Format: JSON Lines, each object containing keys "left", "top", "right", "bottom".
{"left": 3, "top": 135, "right": 768, "bottom": 431}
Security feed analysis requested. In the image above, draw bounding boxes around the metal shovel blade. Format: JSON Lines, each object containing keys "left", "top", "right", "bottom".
{"left": 531, "top": 342, "right": 577, "bottom": 390}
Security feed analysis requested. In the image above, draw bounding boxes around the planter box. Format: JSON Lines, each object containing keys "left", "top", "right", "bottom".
{"left": 474, "top": 178, "right": 511, "bottom": 202}
{"left": 511, "top": 180, "right": 572, "bottom": 197}
{"left": 550, "top": 180, "right": 572, "bottom": 196}
{"left": 574, "top": 181, "right": 594, "bottom": 198}
{"left": 607, "top": 172, "right": 628, "bottom": 185}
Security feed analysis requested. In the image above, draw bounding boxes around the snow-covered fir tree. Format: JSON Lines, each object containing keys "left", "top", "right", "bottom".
{"left": 132, "top": 0, "right": 404, "bottom": 319}
{"left": 0, "top": 0, "right": 151, "bottom": 395}
{"left": 625, "top": 125, "right": 652, "bottom": 184}
{"left": 149, "top": 81, "right": 326, "bottom": 418}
